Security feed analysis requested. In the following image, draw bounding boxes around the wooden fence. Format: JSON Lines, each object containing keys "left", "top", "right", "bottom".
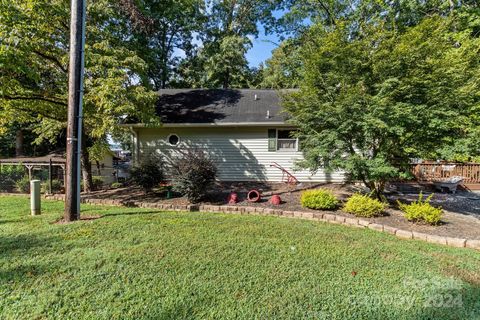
{"left": 410, "top": 162, "right": 480, "bottom": 189}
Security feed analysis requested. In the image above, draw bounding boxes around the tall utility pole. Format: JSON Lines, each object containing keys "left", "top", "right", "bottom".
{"left": 65, "top": 0, "right": 86, "bottom": 222}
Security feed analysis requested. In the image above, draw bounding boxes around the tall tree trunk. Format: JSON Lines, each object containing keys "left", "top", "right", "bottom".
{"left": 96, "top": 160, "right": 101, "bottom": 175}
{"left": 223, "top": 68, "right": 230, "bottom": 89}
{"left": 81, "top": 133, "right": 94, "bottom": 192}
{"left": 15, "top": 129, "right": 24, "bottom": 157}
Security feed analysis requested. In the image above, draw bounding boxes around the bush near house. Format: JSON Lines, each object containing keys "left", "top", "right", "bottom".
{"left": 0, "top": 165, "right": 25, "bottom": 192}
{"left": 398, "top": 193, "right": 443, "bottom": 225}
{"left": 300, "top": 189, "right": 339, "bottom": 210}
{"left": 92, "top": 176, "right": 104, "bottom": 190}
{"left": 344, "top": 193, "right": 386, "bottom": 217}
{"left": 41, "top": 179, "right": 63, "bottom": 194}
{"left": 110, "top": 182, "right": 123, "bottom": 189}
{"left": 15, "top": 175, "right": 30, "bottom": 193}
{"left": 171, "top": 150, "right": 217, "bottom": 203}
{"left": 130, "top": 153, "right": 165, "bottom": 192}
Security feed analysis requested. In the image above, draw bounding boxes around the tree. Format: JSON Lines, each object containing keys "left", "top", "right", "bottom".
{"left": 119, "top": 0, "right": 206, "bottom": 90}
{"left": 0, "top": 122, "right": 65, "bottom": 158}
{"left": 283, "top": 12, "right": 480, "bottom": 198}
{"left": 261, "top": 38, "right": 303, "bottom": 89}
{"left": 0, "top": 0, "right": 157, "bottom": 191}
{"left": 175, "top": 0, "right": 286, "bottom": 88}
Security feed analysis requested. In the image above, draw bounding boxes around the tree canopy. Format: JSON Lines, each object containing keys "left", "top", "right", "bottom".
{"left": 282, "top": 3, "right": 480, "bottom": 196}
{"left": 0, "top": 0, "right": 157, "bottom": 189}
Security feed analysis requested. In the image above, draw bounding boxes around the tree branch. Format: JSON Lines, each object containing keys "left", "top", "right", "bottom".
{"left": 0, "top": 103, "right": 66, "bottom": 122}
{"left": 2, "top": 94, "right": 67, "bottom": 106}
{"left": 33, "top": 50, "right": 68, "bottom": 73}
{"left": 316, "top": 0, "right": 336, "bottom": 26}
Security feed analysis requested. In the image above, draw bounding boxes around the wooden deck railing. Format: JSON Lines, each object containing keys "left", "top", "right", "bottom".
{"left": 410, "top": 163, "right": 480, "bottom": 184}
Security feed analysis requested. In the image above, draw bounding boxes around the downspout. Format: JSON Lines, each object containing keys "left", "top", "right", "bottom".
{"left": 129, "top": 126, "right": 139, "bottom": 165}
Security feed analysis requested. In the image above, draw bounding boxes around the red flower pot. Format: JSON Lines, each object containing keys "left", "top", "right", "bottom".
{"left": 270, "top": 195, "right": 281, "bottom": 205}
{"left": 247, "top": 190, "right": 261, "bottom": 203}
{"left": 227, "top": 192, "right": 238, "bottom": 204}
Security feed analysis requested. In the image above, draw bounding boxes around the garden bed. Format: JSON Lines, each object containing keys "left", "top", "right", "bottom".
{"left": 42, "top": 182, "right": 480, "bottom": 241}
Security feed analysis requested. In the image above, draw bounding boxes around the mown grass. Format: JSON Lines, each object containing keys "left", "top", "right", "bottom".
{"left": 0, "top": 195, "right": 479, "bottom": 319}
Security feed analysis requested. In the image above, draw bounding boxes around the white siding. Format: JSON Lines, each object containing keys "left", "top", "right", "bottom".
{"left": 137, "top": 127, "right": 345, "bottom": 183}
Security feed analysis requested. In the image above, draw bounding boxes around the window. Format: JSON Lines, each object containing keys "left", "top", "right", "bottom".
{"left": 167, "top": 134, "right": 180, "bottom": 146}
{"left": 268, "top": 129, "right": 298, "bottom": 151}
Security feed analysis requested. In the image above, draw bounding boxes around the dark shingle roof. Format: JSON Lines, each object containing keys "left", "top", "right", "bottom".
{"left": 155, "top": 89, "right": 287, "bottom": 124}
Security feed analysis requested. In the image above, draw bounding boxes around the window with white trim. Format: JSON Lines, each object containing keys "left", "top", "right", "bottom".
{"left": 268, "top": 129, "right": 298, "bottom": 151}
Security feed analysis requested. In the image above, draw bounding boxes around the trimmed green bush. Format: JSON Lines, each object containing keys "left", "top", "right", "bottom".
{"left": 301, "top": 189, "right": 339, "bottom": 210}
{"left": 0, "top": 165, "right": 25, "bottom": 192}
{"left": 110, "top": 182, "right": 123, "bottom": 189}
{"left": 344, "top": 193, "right": 386, "bottom": 217}
{"left": 171, "top": 150, "right": 217, "bottom": 203}
{"left": 15, "top": 175, "right": 30, "bottom": 193}
{"left": 92, "top": 176, "right": 104, "bottom": 190}
{"left": 41, "top": 179, "right": 63, "bottom": 193}
{"left": 398, "top": 193, "right": 443, "bottom": 225}
{"left": 130, "top": 153, "right": 165, "bottom": 192}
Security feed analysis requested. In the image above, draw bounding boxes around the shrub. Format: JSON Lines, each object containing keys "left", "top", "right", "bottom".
{"left": 344, "top": 193, "right": 386, "bottom": 217}
{"left": 15, "top": 175, "right": 31, "bottom": 193}
{"left": 110, "top": 182, "right": 123, "bottom": 189}
{"left": 130, "top": 153, "right": 165, "bottom": 192}
{"left": 0, "top": 165, "right": 25, "bottom": 192}
{"left": 301, "top": 189, "right": 338, "bottom": 210}
{"left": 171, "top": 150, "right": 217, "bottom": 203}
{"left": 92, "top": 176, "right": 104, "bottom": 190}
{"left": 398, "top": 193, "right": 443, "bottom": 225}
{"left": 41, "top": 180, "right": 63, "bottom": 193}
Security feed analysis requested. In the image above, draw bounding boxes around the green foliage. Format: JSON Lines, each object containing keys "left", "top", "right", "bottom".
{"left": 41, "top": 179, "right": 63, "bottom": 194}
{"left": 130, "top": 153, "right": 165, "bottom": 192}
{"left": 398, "top": 193, "right": 443, "bottom": 225}
{"left": 261, "top": 39, "right": 303, "bottom": 89}
{"left": 300, "top": 189, "right": 338, "bottom": 210}
{"left": 0, "top": 0, "right": 157, "bottom": 170}
{"left": 344, "top": 194, "right": 386, "bottom": 217}
{"left": 173, "top": 0, "right": 285, "bottom": 88}
{"left": 110, "top": 182, "right": 123, "bottom": 189}
{"left": 0, "top": 165, "right": 25, "bottom": 192}
{"left": 80, "top": 177, "right": 103, "bottom": 192}
{"left": 119, "top": 0, "right": 206, "bottom": 89}
{"left": 92, "top": 176, "right": 104, "bottom": 190}
{"left": 283, "top": 12, "right": 480, "bottom": 196}
{"left": 171, "top": 150, "right": 217, "bottom": 203}
{"left": 15, "top": 175, "right": 30, "bottom": 193}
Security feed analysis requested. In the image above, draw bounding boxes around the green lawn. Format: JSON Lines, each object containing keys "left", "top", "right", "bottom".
{"left": 0, "top": 196, "right": 479, "bottom": 319}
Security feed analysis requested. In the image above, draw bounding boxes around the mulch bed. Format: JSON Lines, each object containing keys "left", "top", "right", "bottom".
{"left": 61, "top": 182, "right": 480, "bottom": 240}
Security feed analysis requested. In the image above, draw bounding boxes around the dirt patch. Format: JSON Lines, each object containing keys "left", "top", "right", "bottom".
{"left": 53, "top": 215, "right": 102, "bottom": 224}
{"left": 75, "top": 183, "right": 480, "bottom": 240}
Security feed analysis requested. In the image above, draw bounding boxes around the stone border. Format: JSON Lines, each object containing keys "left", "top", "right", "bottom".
{"left": 43, "top": 194, "right": 479, "bottom": 250}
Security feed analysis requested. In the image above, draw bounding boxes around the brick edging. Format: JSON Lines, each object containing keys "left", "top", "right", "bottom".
{"left": 44, "top": 194, "right": 479, "bottom": 250}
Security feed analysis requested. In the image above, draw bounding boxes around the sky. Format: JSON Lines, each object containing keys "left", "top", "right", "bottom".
{"left": 246, "top": 28, "right": 281, "bottom": 67}
{"left": 174, "top": 27, "right": 282, "bottom": 68}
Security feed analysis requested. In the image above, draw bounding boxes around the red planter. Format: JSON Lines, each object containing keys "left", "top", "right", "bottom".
{"left": 227, "top": 192, "right": 238, "bottom": 204}
{"left": 247, "top": 190, "right": 261, "bottom": 203}
{"left": 270, "top": 195, "right": 281, "bottom": 205}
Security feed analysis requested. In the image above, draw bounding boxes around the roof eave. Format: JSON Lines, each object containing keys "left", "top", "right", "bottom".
{"left": 120, "top": 122, "right": 294, "bottom": 128}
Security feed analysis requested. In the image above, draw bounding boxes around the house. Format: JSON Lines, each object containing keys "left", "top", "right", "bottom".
{"left": 125, "top": 89, "right": 344, "bottom": 183}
